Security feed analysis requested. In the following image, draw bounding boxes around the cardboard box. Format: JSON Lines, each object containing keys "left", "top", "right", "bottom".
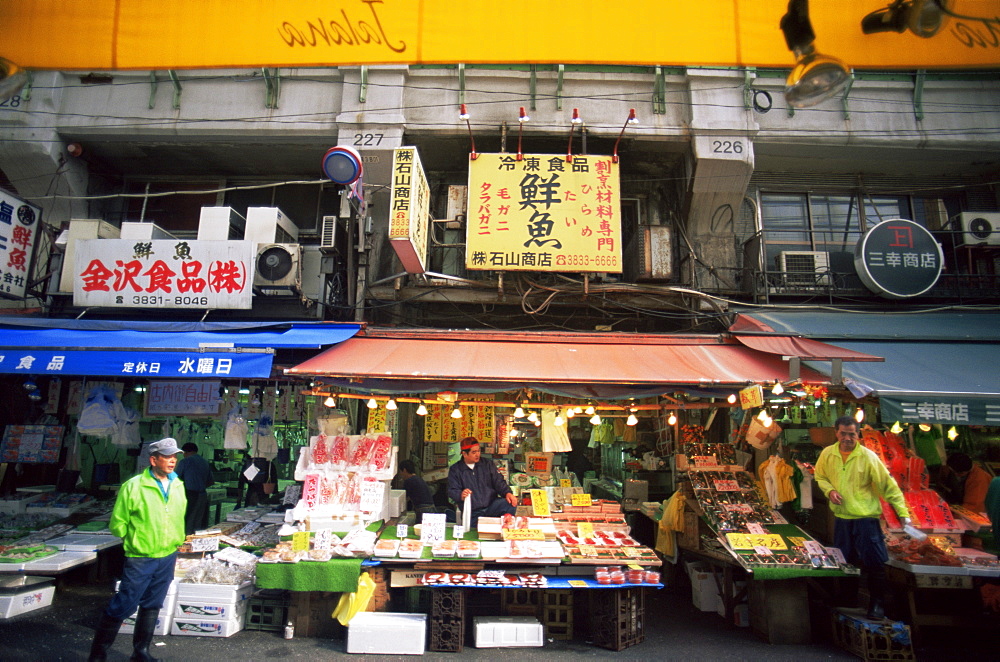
{"left": 174, "top": 596, "right": 248, "bottom": 621}
{"left": 0, "top": 585, "right": 55, "bottom": 619}
{"left": 171, "top": 612, "right": 245, "bottom": 637}
{"left": 474, "top": 616, "right": 544, "bottom": 648}
{"left": 175, "top": 581, "right": 253, "bottom": 603}
{"left": 347, "top": 612, "right": 426, "bottom": 655}
{"left": 687, "top": 562, "right": 722, "bottom": 613}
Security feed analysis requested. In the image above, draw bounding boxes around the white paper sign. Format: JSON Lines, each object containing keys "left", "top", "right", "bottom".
{"left": 746, "top": 522, "right": 766, "bottom": 535}
{"left": 803, "top": 540, "right": 826, "bottom": 555}
{"left": 420, "top": 513, "right": 447, "bottom": 542}
{"left": 242, "top": 463, "right": 260, "bottom": 482}
{"left": 396, "top": 524, "right": 409, "bottom": 539}
{"left": 826, "top": 546, "right": 847, "bottom": 565}
{"left": 462, "top": 494, "right": 472, "bottom": 532}
{"left": 189, "top": 537, "right": 220, "bottom": 552}
{"left": 753, "top": 545, "right": 773, "bottom": 555}
{"left": 452, "top": 525, "right": 465, "bottom": 539}
{"left": 314, "top": 529, "right": 334, "bottom": 550}
{"left": 359, "top": 480, "right": 385, "bottom": 513}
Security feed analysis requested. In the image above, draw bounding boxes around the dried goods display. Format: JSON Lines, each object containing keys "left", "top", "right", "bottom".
{"left": 688, "top": 470, "right": 775, "bottom": 533}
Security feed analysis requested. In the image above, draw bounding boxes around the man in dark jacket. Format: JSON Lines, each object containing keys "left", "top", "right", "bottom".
{"left": 447, "top": 437, "right": 516, "bottom": 528}
{"left": 176, "top": 442, "right": 214, "bottom": 534}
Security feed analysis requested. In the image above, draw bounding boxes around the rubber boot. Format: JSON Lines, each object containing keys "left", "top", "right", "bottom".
{"left": 865, "top": 566, "right": 888, "bottom": 620}
{"left": 88, "top": 613, "right": 123, "bottom": 662}
{"left": 130, "top": 607, "right": 160, "bottom": 662}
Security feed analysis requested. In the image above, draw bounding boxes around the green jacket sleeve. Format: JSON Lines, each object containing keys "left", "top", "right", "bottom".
{"left": 870, "top": 453, "right": 910, "bottom": 519}
{"left": 813, "top": 446, "right": 836, "bottom": 497}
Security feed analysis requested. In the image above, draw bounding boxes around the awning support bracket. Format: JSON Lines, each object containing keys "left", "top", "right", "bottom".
{"left": 458, "top": 63, "right": 466, "bottom": 106}
{"left": 359, "top": 65, "right": 368, "bottom": 103}
{"left": 556, "top": 64, "right": 564, "bottom": 111}
{"left": 168, "top": 70, "right": 182, "bottom": 110}
{"left": 913, "top": 69, "right": 925, "bottom": 121}
{"left": 529, "top": 65, "right": 537, "bottom": 111}
{"left": 262, "top": 68, "right": 281, "bottom": 109}
{"left": 653, "top": 66, "right": 666, "bottom": 115}
{"left": 841, "top": 73, "right": 854, "bottom": 120}
{"left": 148, "top": 71, "right": 157, "bottom": 109}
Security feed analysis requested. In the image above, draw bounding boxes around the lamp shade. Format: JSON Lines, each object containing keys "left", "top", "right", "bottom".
{"left": 321, "top": 145, "right": 363, "bottom": 185}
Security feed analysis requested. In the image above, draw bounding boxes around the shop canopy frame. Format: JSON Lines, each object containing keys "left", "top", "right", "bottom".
{"left": 729, "top": 309, "right": 1000, "bottom": 426}
{"left": 0, "top": 317, "right": 361, "bottom": 379}
{"left": 284, "top": 327, "right": 873, "bottom": 402}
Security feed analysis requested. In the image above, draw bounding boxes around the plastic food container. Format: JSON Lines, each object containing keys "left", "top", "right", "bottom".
{"left": 644, "top": 570, "right": 661, "bottom": 584}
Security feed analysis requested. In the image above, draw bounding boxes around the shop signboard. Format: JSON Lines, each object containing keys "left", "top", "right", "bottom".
{"left": 0, "top": 349, "right": 272, "bottom": 379}
{"left": 388, "top": 147, "right": 430, "bottom": 274}
{"left": 73, "top": 239, "right": 255, "bottom": 309}
{"left": 854, "top": 218, "right": 943, "bottom": 299}
{"left": 881, "top": 395, "right": 1000, "bottom": 426}
{"left": 466, "top": 153, "right": 621, "bottom": 273}
{"left": 144, "top": 380, "right": 222, "bottom": 416}
{"left": 738, "top": 384, "right": 763, "bottom": 409}
{"left": 0, "top": 191, "right": 42, "bottom": 301}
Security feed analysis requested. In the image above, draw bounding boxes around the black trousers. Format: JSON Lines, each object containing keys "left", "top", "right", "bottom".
{"left": 184, "top": 489, "right": 209, "bottom": 534}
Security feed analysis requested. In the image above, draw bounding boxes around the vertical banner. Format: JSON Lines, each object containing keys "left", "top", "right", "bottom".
{"left": 388, "top": 147, "right": 430, "bottom": 274}
{"left": 0, "top": 191, "right": 42, "bottom": 301}
{"left": 467, "top": 154, "right": 621, "bottom": 273}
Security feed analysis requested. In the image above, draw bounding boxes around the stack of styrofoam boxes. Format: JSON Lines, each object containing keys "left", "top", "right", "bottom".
{"left": 0, "top": 577, "right": 56, "bottom": 619}
{"left": 170, "top": 580, "right": 253, "bottom": 637}
{"left": 685, "top": 561, "right": 722, "bottom": 613}
{"left": 118, "top": 579, "right": 177, "bottom": 636}
{"left": 388, "top": 489, "right": 406, "bottom": 518}
{"left": 473, "top": 616, "right": 544, "bottom": 648}
{"left": 346, "top": 612, "right": 427, "bottom": 655}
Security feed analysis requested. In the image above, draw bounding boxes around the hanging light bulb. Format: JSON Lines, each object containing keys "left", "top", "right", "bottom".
{"left": 814, "top": 399, "right": 823, "bottom": 408}
{"left": 451, "top": 406, "right": 462, "bottom": 419}
{"left": 23, "top": 378, "right": 38, "bottom": 392}
{"left": 667, "top": 412, "right": 677, "bottom": 426}
{"left": 513, "top": 406, "right": 525, "bottom": 418}
{"left": 510, "top": 428, "right": 519, "bottom": 438}
{"left": 574, "top": 406, "right": 583, "bottom": 414}
{"left": 416, "top": 402, "right": 428, "bottom": 416}
{"left": 626, "top": 413, "right": 638, "bottom": 426}
{"left": 772, "top": 381, "right": 785, "bottom": 396}
{"left": 527, "top": 410, "right": 539, "bottom": 423}
{"left": 324, "top": 396, "right": 336, "bottom": 408}
{"left": 367, "top": 398, "right": 378, "bottom": 409}
{"left": 566, "top": 407, "right": 575, "bottom": 419}
{"left": 534, "top": 418, "right": 541, "bottom": 427}
{"left": 918, "top": 423, "right": 932, "bottom": 432}
{"left": 589, "top": 413, "right": 602, "bottom": 425}
{"left": 757, "top": 409, "right": 770, "bottom": 422}
{"left": 386, "top": 398, "right": 397, "bottom": 411}
{"left": 947, "top": 426, "right": 959, "bottom": 441}
{"left": 585, "top": 405, "right": 596, "bottom": 415}
{"left": 727, "top": 393, "right": 737, "bottom": 404}
{"left": 761, "top": 412, "right": 773, "bottom": 428}
{"left": 829, "top": 398, "right": 837, "bottom": 405}
{"left": 554, "top": 413, "right": 565, "bottom": 426}
{"left": 854, "top": 407, "right": 864, "bottom": 423}
{"left": 890, "top": 421, "right": 903, "bottom": 434}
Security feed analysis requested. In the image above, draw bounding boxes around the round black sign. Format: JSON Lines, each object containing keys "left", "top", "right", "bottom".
{"left": 16, "top": 204, "right": 36, "bottom": 227}
{"left": 854, "top": 219, "right": 943, "bottom": 299}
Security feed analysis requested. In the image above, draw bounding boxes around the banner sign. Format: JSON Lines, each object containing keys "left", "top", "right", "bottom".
{"left": 854, "top": 219, "right": 944, "bottom": 299}
{"left": 74, "top": 239, "right": 255, "bottom": 309}
{"left": 881, "top": 395, "right": 1000, "bottom": 426}
{"left": 388, "top": 147, "right": 430, "bottom": 274}
{"left": 467, "top": 154, "right": 621, "bottom": 273}
{"left": 0, "top": 191, "right": 42, "bottom": 301}
{"left": 0, "top": 349, "right": 272, "bottom": 378}
{"left": 145, "top": 380, "right": 223, "bottom": 415}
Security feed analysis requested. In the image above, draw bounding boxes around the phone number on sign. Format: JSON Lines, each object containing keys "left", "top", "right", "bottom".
{"left": 554, "top": 254, "right": 619, "bottom": 268}
{"left": 124, "top": 295, "right": 211, "bottom": 306}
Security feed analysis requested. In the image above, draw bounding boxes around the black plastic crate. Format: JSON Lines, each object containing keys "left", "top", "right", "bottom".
{"left": 246, "top": 589, "right": 290, "bottom": 632}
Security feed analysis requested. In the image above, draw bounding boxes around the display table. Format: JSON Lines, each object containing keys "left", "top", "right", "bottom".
{"left": 255, "top": 557, "right": 364, "bottom": 593}
{"left": 885, "top": 562, "right": 997, "bottom": 641}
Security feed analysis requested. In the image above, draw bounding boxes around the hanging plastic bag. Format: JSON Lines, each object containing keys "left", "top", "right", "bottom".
{"left": 77, "top": 386, "right": 119, "bottom": 437}
{"left": 224, "top": 406, "right": 249, "bottom": 450}
{"left": 333, "top": 571, "right": 377, "bottom": 625}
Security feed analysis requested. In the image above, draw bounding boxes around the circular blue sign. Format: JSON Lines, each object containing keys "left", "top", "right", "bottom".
{"left": 854, "top": 218, "right": 943, "bottom": 299}
{"left": 321, "top": 145, "right": 363, "bottom": 185}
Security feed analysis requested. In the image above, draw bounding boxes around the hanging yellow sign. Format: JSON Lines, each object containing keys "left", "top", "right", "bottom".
{"left": 388, "top": 147, "right": 430, "bottom": 274}
{"left": 466, "top": 154, "right": 621, "bottom": 274}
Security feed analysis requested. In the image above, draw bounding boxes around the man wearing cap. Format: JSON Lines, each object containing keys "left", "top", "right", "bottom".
{"left": 447, "top": 437, "right": 517, "bottom": 528}
{"left": 88, "top": 438, "right": 187, "bottom": 662}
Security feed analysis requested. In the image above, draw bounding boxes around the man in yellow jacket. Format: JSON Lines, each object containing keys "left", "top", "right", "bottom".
{"left": 88, "top": 438, "right": 187, "bottom": 662}
{"left": 815, "top": 416, "right": 910, "bottom": 620}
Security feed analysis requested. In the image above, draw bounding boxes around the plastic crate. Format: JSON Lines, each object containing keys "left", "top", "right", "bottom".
{"left": 831, "top": 609, "right": 915, "bottom": 662}
{"left": 589, "top": 588, "right": 645, "bottom": 651}
{"left": 429, "top": 589, "right": 465, "bottom": 652}
{"left": 502, "top": 588, "right": 541, "bottom": 617}
{"left": 541, "top": 590, "right": 573, "bottom": 640}
{"left": 245, "top": 590, "right": 289, "bottom": 632}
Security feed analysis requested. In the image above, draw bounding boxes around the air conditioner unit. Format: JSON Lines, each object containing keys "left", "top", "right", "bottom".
{"left": 254, "top": 243, "right": 301, "bottom": 290}
{"left": 320, "top": 215, "right": 338, "bottom": 249}
{"left": 246, "top": 207, "right": 300, "bottom": 244}
{"left": 777, "top": 251, "right": 830, "bottom": 286}
{"left": 955, "top": 212, "right": 1000, "bottom": 247}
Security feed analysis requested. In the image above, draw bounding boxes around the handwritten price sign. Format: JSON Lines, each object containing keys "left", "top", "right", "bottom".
{"left": 726, "top": 533, "right": 788, "bottom": 550}
{"left": 502, "top": 528, "right": 545, "bottom": 541}
{"left": 571, "top": 493, "right": 592, "bottom": 507}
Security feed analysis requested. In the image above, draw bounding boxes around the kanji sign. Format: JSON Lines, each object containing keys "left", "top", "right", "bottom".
{"left": 466, "top": 154, "right": 621, "bottom": 273}
{"left": 881, "top": 395, "right": 1000, "bottom": 426}
{"left": 388, "top": 147, "right": 430, "bottom": 274}
{"left": 0, "top": 349, "right": 272, "bottom": 378}
{"left": 74, "top": 239, "right": 255, "bottom": 309}
{"left": 854, "top": 219, "right": 943, "bottom": 299}
{"left": 0, "top": 191, "right": 42, "bottom": 301}
{"left": 145, "top": 380, "right": 222, "bottom": 415}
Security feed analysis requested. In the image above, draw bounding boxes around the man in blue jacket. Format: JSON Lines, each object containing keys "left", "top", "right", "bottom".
{"left": 447, "top": 437, "right": 517, "bottom": 528}
{"left": 88, "top": 438, "right": 187, "bottom": 662}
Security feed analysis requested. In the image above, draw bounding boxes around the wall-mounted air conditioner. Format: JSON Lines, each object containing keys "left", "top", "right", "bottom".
{"left": 955, "top": 212, "right": 1000, "bottom": 247}
{"left": 254, "top": 243, "right": 301, "bottom": 290}
{"left": 246, "top": 207, "right": 300, "bottom": 244}
{"left": 320, "top": 215, "right": 338, "bottom": 249}
{"left": 777, "top": 251, "right": 830, "bottom": 286}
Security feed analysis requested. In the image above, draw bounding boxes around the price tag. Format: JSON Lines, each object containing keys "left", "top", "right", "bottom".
{"left": 723, "top": 504, "right": 753, "bottom": 513}
{"left": 396, "top": 524, "right": 409, "bottom": 539}
{"left": 291, "top": 531, "right": 311, "bottom": 552}
{"left": 753, "top": 545, "right": 773, "bottom": 555}
{"left": 577, "top": 522, "right": 594, "bottom": 538}
{"left": 712, "top": 480, "right": 741, "bottom": 491}
{"left": 726, "top": 533, "right": 787, "bottom": 550}
{"left": 803, "top": 540, "right": 825, "bottom": 555}
{"left": 571, "top": 493, "right": 592, "bottom": 507}
{"left": 420, "top": 513, "right": 447, "bottom": 543}
{"left": 579, "top": 545, "right": 598, "bottom": 557}
{"left": 314, "top": 529, "right": 333, "bottom": 550}
{"left": 788, "top": 537, "right": 806, "bottom": 547}
{"left": 826, "top": 546, "right": 847, "bottom": 565}
{"left": 219, "top": 535, "right": 246, "bottom": 548}
{"left": 746, "top": 522, "right": 766, "bottom": 535}
{"left": 530, "top": 489, "right": 550, "bottom": 516}
{"left": 359, "top": 479, "right": 385, "bottom": 513}
{"left": 560, "top": 479, "right": 572, "bottom": 488}
{"left": 242, "top": 463, "right": 260, "bottom": 482}
{"left": 452, "top": 525, "right": 465, "bottom": 539}
{"left": 502, "top": 528, "right": 545, "bottom": 541}
{"left": 477, "top": 570, "right": 506, "bottom": 579}
{"left": 628, "top": 564, "right": 643, "bottom": 570}
{"left": 189, "top": 537, "right": 219, "bottom": 552}
{"left": 692, "top": 455, "right": 717, "bottom": 467}
{"left": 620, "top": 547, "right": 641, "bottom": 557}
{"left": 568, "top": 580, "right": 588, "bottom": 587}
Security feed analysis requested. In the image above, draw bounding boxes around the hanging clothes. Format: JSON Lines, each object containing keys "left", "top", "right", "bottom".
{"left": 540, "top": 410, "right": 572, "bottom": 452}
{"left": 656, "top": 490, "right": 686, "bottom": 560}
{"left": 757, "top": 455, "right": 797, "bottom": 507}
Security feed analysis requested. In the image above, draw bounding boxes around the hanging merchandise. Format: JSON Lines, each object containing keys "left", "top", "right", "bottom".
{"left": 253, "top": 414, "right": 279, "bottom": 460}
{"left": 76, "top": 385, "right": 119, "bottom": 437}
{"left": 757, "top": 455, "right": 796, "bottom": 508}
{"left": 540, "top": 409, "right": 572, "bottom": 453}
{"left": 224, "top": 406, "right": 249, "bottom": 450}
{"left": 589, "top": 421, "right": 615, "bottom": 446}
{"left": 109, "top": 402, "right": 141, "bottom": 447}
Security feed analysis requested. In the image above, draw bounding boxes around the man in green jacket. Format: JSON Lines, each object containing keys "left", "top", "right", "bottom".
{"left": 815, "top": 416, "right": 911, "bottom": 620}
{"left": 88, "top": 438, "right": 187, "bottom": 662}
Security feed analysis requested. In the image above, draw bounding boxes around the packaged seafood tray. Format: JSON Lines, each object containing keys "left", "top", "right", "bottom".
{"left": 397, "top": 539, "right": 425, "bottom": 559}
{"left": 373, "top": 539, "right": 400, "bottom": 558}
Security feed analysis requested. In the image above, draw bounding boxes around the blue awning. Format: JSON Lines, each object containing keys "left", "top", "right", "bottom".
{"left": 0, "top": 318, "right": 361, "bottom": 378}
{"left": 730, "top": 310, "right": 1000, "bottom": 425}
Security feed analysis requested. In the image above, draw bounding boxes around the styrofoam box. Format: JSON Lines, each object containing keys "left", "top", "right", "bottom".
{"left": 388, "top": 489, "right": 406, "bottom": 518}
{"left": 120, "top": 609, "right": 172, "bottom": 635}
{"left": 175, "top": 580, "right": 253, "bottom": 602}
{"left": 347, "top": 612, "right": 426, "bottom": 655}
{"left": 0, "top": 585, "right": 55, "bottom": 619}
{"left": 171, "top": 612, "right": 245, "bottom": 637}
{"left": 174, "top": 596, "right": 248, "bottom": 621}
{"left": 115, "top": 578, "right": 178, "bottom": 596}
{"left": 474, "top": 616, "right": 544, "bottom": 648}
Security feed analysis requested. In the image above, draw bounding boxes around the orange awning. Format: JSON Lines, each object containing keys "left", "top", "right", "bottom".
{"left": 285, "top": 330, "right": 828, "bottom": 397}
